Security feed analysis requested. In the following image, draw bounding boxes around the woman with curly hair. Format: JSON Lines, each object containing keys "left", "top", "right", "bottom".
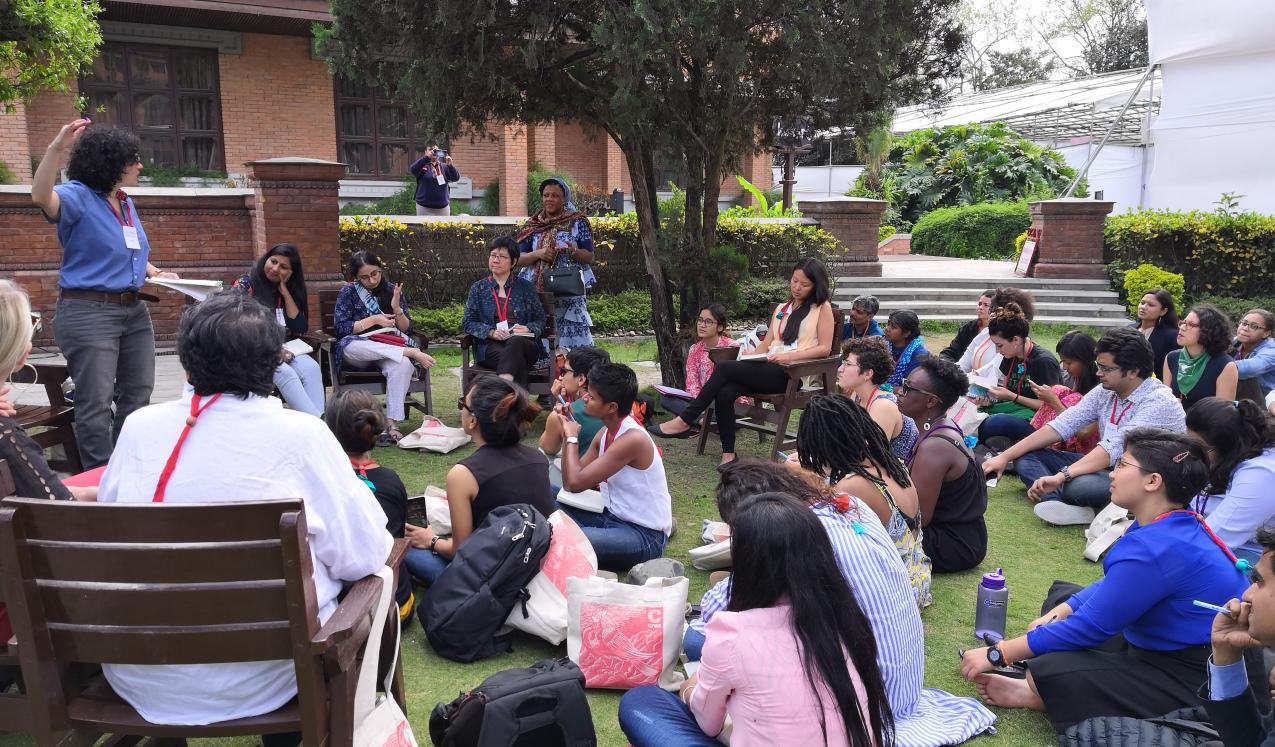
{"left": 30, "top": 119, "right": 181, "bottom": 468}
{"left": 1163, "top": 304, "right": 1238, "bottom": 410}
{"left": 838, "top": 336, "right": 917, "bottom": 460}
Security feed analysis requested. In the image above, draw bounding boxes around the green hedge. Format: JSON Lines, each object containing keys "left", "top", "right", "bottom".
{"left": 1194, "top": 295, "right": 1275, "bottom": 322}
{"left": 1105, "top": 209, "right": 1275, "bottom": 298}
{"left": 1122, "top": 264, "right": 1185, "bottom": 316}
{"left": 910, "top": 202, "right": 1031, "bottom": 260}
{"left": 410, "top": 290, "right": 667, "bottom": 339}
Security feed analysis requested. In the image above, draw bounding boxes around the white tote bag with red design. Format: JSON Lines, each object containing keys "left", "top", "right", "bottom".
{"left": 566, "top": 575, "right": 688, "bottom": 691}
{"left": 504, "top": 510, "right": 598, "bottom": 645}
{"left": 352, "top": 567, "right": 418, "bottom": 747}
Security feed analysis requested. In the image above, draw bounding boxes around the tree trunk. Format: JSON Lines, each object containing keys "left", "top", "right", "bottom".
{"left": 615, "top": 133, "right": 686, "bottom": 388}
{"left": 679, "top": 148, "right": 709, "bottom": 328}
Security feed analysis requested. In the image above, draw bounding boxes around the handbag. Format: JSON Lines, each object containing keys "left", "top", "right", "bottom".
{"left": 397, "top": 417, "right": 471, "bottom": 454}
{"left": 947, "top": 395, "right": 987, "bottom": 434}
{"left": 545, "top": 267, "right": 586, "bottom": 297}
{"left": 504, "top": 510, "right": 599, "bottom": 645}
{"left": 567, "top": 575, "right": 688, "bottom": 690}
{"left": 1084, "top": 502, "right": 1133, "bottom": 562}
{"left": 352, "top": 566, "right": 418, "bottom": 747}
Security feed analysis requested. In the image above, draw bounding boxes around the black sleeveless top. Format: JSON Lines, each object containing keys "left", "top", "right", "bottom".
{"left": 921, "top": 435, "right": 988, "bottom": 573}
{"left": 459, "top": 443, "right": 555, "bottom": 528}
{"left": 1167, "top": 350, "right": 1234, "bottom": 411}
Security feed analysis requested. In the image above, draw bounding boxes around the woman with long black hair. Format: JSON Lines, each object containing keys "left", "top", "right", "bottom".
{"left": 233, "top": 244, "right": 324, "bottom": 416}
{"left": 333, "top": 251, "right": 436, "bottom": 444}
{"left": 1129, "top": 288, "right": 1181, "bottom": 380}
{"left": 1187, "top": 396, "right": 1275, "bottom": 564}
{"left": 620, "top": 491, "right": 893, "bottom": 746}
{"left": 648, "top": 258, "right": 835, "bottom": 466}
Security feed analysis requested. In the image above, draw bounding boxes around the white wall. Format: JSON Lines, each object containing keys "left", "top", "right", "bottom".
{"left": 1054, "top": 142, "right": 1151, "bottom": 215}
{"left": 772, "top": 165, "right": 866, "bottom": 199}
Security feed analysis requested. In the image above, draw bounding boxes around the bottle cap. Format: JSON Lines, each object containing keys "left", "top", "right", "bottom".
{"left": 980, "top": 568, "right": 1006, "bottom": 590}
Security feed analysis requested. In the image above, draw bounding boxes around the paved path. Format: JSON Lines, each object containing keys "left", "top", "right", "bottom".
{"left": 876, "top": 255, "right": 1019, "bottom": 279}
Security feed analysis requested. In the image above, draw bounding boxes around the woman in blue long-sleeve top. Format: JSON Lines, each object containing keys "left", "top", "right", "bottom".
{"left": 960, "top": 428, "right": 1250, "bottom": 733}
{"left": 461, "top": 237, "right": 546, "bottom": 390}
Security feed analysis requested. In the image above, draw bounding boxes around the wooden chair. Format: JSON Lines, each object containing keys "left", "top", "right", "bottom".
{"left": 0, "top": 498, "right": 409, "bottom": 747}
{"left": 318, "top": 288, "right": 433, "bottom": 417}
{"left": 12, "top": 363, "right": 82, "bottom": 474}
{"left": 0, "top": 459, "right": 37, "bottom": 738}
{"left": 0, "top": 460, "right": 12, "bottom": 498}
{"left": 696, "top": 309, "right": 846, "bottom": 461}
{"left": 459, "top": 291, "right": 559, "bottom": 397}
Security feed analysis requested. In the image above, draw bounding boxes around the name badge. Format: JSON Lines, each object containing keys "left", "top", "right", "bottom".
{"left": 275, "top": 308, "right": 287, "bottom": 327}
{"left": 436, "top": 172, "right": 446, "bottom": 185}
{"left": 496, "top": 320, "right": 510, "bottom": 332}
{"left": 122, "top": 225, "right": 141, "bottom": 250}
{"left": 782, "top": 342, "right": 798, "bottom": 353}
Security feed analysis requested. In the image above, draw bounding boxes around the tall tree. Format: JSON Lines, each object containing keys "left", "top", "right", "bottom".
{"left": 979, "top": 48, "right": 1057, "bottom": 89}
{"left": 0, "top": 0, "right": 102, "bottom": 111}
{"left": 322, "top": 0, "right": 962, "bottom": 385}
{"left": 1037, "top": 0, "right": 1148, "bottom": 76}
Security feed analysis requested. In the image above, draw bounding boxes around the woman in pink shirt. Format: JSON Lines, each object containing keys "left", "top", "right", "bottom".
{"left": 618, "top": 492, "right": 892, "bottom": 746}
{"left": 661, "top": 303, "right": 739, "bottom": 424}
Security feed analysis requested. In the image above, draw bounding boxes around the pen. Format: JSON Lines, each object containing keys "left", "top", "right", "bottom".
{"left": 557, "top": 394, "right": 575, "bottom": 421}
{"left": 1193, "top": 600, "right": 1236, "bottom": 617}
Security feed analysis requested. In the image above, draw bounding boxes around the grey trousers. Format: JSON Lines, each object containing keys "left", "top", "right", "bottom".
{"left": 415, "top": 204, "right": 450, "bottom": 216}
{"left": 53, "top": 296, "right": 155, "bottom": 469}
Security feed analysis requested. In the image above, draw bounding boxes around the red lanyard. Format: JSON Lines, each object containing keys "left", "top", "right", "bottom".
{"left": 862, "top": 386, "right": 881, "bottom": 409}
{"left": 1149, "top": 509, "right": 1250, "bottom": 571}
{"left": 350, "top": 458, "right": 379, "bottom": 477}
{"left": 491, "top": 280, "right": 512, "bottom": 323}
{"left": 1109, "top": 396, "right": 1135, "bottom": 425}
{"left": 107, "top": 190, "right": 134, "bottom": 227}
{"left": 1002, "top": 340, "right": 1034, "bottom": 394}
{"left": 152, "top": 393, "right": 221, "bottom": 502}
{"left": 602, "top": 416, "right": 631, "bottom": 454}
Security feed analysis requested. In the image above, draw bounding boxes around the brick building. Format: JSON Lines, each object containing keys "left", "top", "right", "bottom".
{"left": 1, "top": 0, "right": 771, "bottom": 215}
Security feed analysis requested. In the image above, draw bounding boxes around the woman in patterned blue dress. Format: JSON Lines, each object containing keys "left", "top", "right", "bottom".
{"left": 515, "top": 178, "right": 596, "bottom": 348}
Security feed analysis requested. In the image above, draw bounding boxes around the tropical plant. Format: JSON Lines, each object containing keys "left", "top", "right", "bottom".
{"left": 721, "top": 176, "right": 801, "bottom": 218}
{"left": 850, "top": 122, "right": 1083, "bottom": 228}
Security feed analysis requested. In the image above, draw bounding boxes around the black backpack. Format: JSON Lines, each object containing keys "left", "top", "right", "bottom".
{"left": 429, "top": 658, "right": 596, "bottom": 747}
{"left": 420, "top": 504, "right": 552, "bottom": 662}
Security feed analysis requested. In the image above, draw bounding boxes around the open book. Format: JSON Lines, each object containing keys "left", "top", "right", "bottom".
{"left": 145, "top": 277, "right": 223, "bottom": 302}
{"left": 737, "top": 352, "right": 770, "bottom": 362}
{"left": 282, "top": 338, "right": 313, "bottom": 357}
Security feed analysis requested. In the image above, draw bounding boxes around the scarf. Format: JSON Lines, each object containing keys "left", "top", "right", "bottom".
{"left": 355, "top": 282, "right": 416, "bottom": 349}
{"left": 1175, "top": 347, "right": 1211, "bottom": 396}
{"left": 514, "top": 178, "right": 590, "bottom": 287}
{"left": 886, "top": 336, "right": 926, "bottom": 388}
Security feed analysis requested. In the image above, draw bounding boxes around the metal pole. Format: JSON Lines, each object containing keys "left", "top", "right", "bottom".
{"left": 782, "top": 151, "right": 795, "bottom": 211}
{"left": 1063, "top": 63, "right": 1157, "bottom": 198}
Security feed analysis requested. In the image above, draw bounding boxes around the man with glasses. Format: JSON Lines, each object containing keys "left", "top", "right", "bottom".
{"left": 983, "top": 328, "right": 1186, "bottom": 526}
{"left": 541, "top": 346, "right": 611, "bottom": 462}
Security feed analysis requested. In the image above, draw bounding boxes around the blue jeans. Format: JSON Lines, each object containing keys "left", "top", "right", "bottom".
{"left": 557, "top": 504, "right": 667, "bottom": 572}
{"left": 1016, "top": 448, "right": 1112, "bottom": 508}
{"left": 53, "top": 296, "right": 155, "bottom": 469}
{"left": 619, "top": 686, "right": 721, "bottom": 747}
{"left": 683, "top": 626, "right": 706, "bottom": 662}
{"left": 274, "top": 354, "right": 325, "bottom": 417}
{"left": 978, "top": 413, "right": 1037, "bottom": 445}
{"left": 403, "top": 547, "right": 449, "bottom": 586}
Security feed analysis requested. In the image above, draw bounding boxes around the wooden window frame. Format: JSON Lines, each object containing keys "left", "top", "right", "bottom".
{"left": 334, "top": 78, "right": 441, "bottom": 179}
{"left": 79, "top": 42, "right": 226, "bottom": 172}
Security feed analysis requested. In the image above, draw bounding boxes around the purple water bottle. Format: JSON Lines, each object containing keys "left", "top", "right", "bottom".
{"left": 974, "top": 568, "right": 1009, "bottom": 643}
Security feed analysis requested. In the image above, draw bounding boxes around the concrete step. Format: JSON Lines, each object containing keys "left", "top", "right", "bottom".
{"left": 833, "top": 287, "right": 1121, "bottom": 303}
{"left": 855, "top": 299, "right": 1127, "bottom": 316}
{"left": 835, "top": 276, "right": 1113, "bottom": 291}
{"left": 905, "top": 314, "right": 1130, "bottom": 328}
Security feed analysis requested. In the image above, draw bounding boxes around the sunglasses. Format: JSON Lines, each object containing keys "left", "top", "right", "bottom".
{"left": 897, "top": 379, "right": 936, "bottom": 398}
{"left": 456, "top": 397, "right": 470, "bottom": 413}
{"left": 558, "top": 367, "right": 576, "bottom": 378}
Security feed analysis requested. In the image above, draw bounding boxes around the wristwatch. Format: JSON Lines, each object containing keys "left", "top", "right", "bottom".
{"left": 428, "top": 535, "right": 441, "bottom": 554}
{"left": 1060, "top": 465, "right": 1074, "bottom": 483}
{"left": 986, "top": 644, "right": 1009, "bottom": 668}
{"left": 566, "top": 436, "right": 579, "bottom": 445}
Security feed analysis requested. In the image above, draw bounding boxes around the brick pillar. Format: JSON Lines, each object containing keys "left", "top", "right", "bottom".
{"left": 797, "top": 197, "right": 886, "bottom": 277}
{"left": 245, "top": 157, "right": 347, "bottom": 323}
{"left": 498, "top": 123, "right": 529, "bottom": 216}
{"left": 1028, "top": 198, "right": 1115, "bottom": 279}
{"left": 603, "top": 136, "right": 626, "bottom": 195}
{"left": 738, "top": 150, "right": 773, "bottom": 205}
{"left": 529, "top": 123, "right": 557, "bottom": 169}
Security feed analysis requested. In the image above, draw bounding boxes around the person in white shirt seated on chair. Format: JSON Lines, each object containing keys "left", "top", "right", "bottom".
{"left": 97, "top": 291, "right": 393, "bottom": 735}
{"left": 559, "top": 363, "right": 673, "bottom": 571}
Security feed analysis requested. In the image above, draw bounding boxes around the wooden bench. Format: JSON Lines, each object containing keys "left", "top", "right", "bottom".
{"left": 12, "top": 363, "right": 82, "bottom": 474}
{"left": 0, "top": 497, "right": 408, "bottom": 746}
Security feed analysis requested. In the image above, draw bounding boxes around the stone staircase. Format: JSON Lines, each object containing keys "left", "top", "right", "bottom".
{"left": 832, "top": 275, "right": 1130, "bottom": 328}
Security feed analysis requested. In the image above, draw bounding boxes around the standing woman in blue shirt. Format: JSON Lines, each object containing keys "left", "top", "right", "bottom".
{"left": 960, "top": 428, "right": 1250, "bottom": 733}
{"left": 31, "top": 119, "right": 181, "bottom": 469}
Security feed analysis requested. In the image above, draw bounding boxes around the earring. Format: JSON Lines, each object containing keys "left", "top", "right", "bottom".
{"left": 4, "top": 363, "right": 36, "bottom": 404}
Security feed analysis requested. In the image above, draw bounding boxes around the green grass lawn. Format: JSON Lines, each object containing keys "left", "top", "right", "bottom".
{"left": 0, "top": 327, "right": 1110, "bottom": 746}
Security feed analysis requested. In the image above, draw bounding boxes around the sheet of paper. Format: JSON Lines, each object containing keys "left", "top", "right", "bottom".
{"left": 737, "top": 352, "right": 770, "bottom": 361}
{"left": 358, "top": 326, "right": 398, "bottom": 338}
{"left": 145, "top": 277, "right": 223, "bottom": 302}
{"left": 654, "top": 384, "right": 692, "bottom": 399}
{"left": 282, "top": 338, "right": 313, "bottom": 357}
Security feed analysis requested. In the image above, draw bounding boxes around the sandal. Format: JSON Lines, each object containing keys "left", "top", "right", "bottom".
{"left": 376, "top": 426, "right": 404, "bottom": 447}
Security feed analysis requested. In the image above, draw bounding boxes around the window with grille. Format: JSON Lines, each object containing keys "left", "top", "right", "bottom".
{"left": 79, "top": 42, "right": 224, "bottom": 172}
{"left": 335, "top": 78, "right": 440, "bottom": 179}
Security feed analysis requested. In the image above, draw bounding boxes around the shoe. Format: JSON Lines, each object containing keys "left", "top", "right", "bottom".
{"left": 647, "top": 422, "right": 694, "bottom": 439}
{"left": 1034, "top": 501, "right": 1096, "bottom": 526}
{"left": 626, "top": 558, "right": 685, "bottom": 585}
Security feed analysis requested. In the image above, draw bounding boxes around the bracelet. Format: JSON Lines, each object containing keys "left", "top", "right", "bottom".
{"left": 1013, "top": 393, "right": 1020, "bottom": 403}
{"left": 429, "top": 535, "right": 441, "bottom": 554}
{"left": 1060, "top": 465, "right": 1073, "bottom": 483}
{"left": 681, "top": 684, "right": 696, "bottom": 705}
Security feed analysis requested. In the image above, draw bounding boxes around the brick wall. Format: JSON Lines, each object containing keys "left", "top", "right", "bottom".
{"left": 0, "top": 100, "right": 32, "bottom": 182}
{"left": 450, "top": 129, "right": 506, "bottom": 196}
{"left": 25, "top": 86, "right": 79, "bottom": 167}
{"left": 219, "top": 34, "right": 337, "bottom": 172}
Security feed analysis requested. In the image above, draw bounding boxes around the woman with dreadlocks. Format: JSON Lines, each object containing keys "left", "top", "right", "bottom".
{"left": 797, "top": 393, "right": 932, "bottom": 607}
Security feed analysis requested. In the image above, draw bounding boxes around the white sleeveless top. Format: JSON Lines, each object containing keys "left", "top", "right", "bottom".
{"left": 598, "top": 416, "right": 674, "bottom": 535}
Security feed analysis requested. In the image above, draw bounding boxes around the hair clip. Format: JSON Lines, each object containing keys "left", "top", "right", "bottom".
{"left": 1237, "top": 558, "right": 1254, "bottom": 574}
{"left": 963, "top": 434, "right": 978, "bottom": 449}
{"left": 1172, "top": 451, "right": 1192, "bottom": 464}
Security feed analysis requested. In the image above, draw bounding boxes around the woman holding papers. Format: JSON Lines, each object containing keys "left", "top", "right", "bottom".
{"left": 659, "top": 303, "right": 740, "bottom": 424}
{"left": 233, "top": 244, "right": 325, "bottom": 417}
{"left": 460, "top": 237, "right": 546, "bottom": 390}
{"left": 31, "top": 119, "right": 181, "bottom": 468}
{"left": 334, "top": 251, "right": 435, "bottom": 445}
{"left": 648, "top": 258, "right": 835, "bottom": 467}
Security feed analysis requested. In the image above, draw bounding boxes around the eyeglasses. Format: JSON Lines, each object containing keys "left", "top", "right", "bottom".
{"left": 558, "top": 367, "right": 576, "bottom": 378}
{"left": 456, "top": 397, "right": 471, "bottom": 413}
{"left": 1178, "top": 320, "right": 1200, "bottom": 329}
{"left": 489, "top": 252, "right": 511, "bottom": 261}
{"left": 1114, "top": 457, "right": 1154, "bottom": 474}
{"left": 29, "top": 311, "right": 42, "bottom": 339}
{"left": 897, "top": 379, "right": 937, "bottom": 398}
{"left": 695, "top": 317, "right": 718, "bottom": 326}
{"left": 839, "top": 358, "right": 860, "bottom": 370}
{"left": 1094, "top": 361, "right": 1121, "bottom": 375}
{"left": 1240, "top": 320, "right": 1269, "bottom": 331}
{"left": 357, "top": 268, "right": 382, "bottom": 282}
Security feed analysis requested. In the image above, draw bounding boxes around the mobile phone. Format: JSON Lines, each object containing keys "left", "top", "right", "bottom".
{"left": 775, "top": 451, "right": 788, "bottom": 461}
{"left": 986, "top": 477, "right": 999, "bottom": 488}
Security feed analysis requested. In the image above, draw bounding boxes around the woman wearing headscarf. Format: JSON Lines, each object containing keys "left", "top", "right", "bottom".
{"left": 515, "top": 178, "right": 596, "bottom": 348}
